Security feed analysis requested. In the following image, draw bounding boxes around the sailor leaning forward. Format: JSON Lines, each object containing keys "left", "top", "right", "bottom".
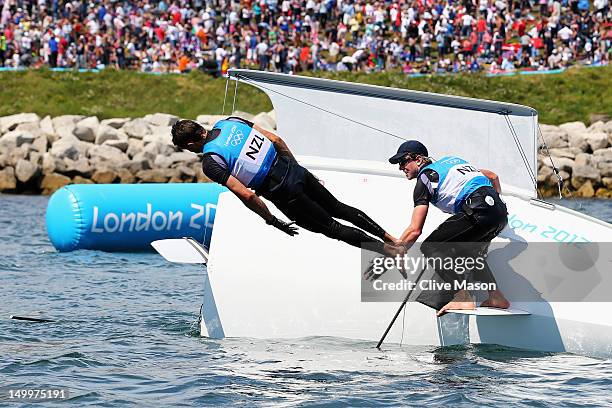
{"left": 171, "top": 117, "right": 402, "bottom": 255}
{"left": 389, "top": 140, "right": 511, "bottom": 316}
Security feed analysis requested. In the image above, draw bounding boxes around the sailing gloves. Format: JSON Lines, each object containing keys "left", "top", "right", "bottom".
{"left": 267, "top": 216, "right": 299, "bottom": 236}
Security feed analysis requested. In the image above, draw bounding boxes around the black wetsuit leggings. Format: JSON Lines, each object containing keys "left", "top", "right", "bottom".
{"left": 261, "top": 160, "right": 387, "bottom": 252}
{"left": 416, "top": 187, "right": 508, "bottom": 310}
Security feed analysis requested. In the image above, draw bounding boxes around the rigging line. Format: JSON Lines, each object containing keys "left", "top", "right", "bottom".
{"left": 399, "top": 301, "right": 407, "bottom": 347}
{"left": 232, "top": 77, "right": 239, "bottom": 113}
{"left": 503, "top": 114, "right": 539, "bottom": 195}
{"left": 536, "top": 121, "right": 564, "bottom": 199}
{"left": 234, "top": 74, "right": 408, "bottom": 142}
{"left": 222, "top": 75, "right": 230, "bottom": 115}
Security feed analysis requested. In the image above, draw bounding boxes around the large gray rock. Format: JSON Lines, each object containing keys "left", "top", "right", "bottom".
{"left": 176, "top": 165, "right": 196, "bottom": 178}
{"left": 73, "top": 116, "right": 100, "bottom": 142}
{"left": 143, "top": 126, "right": 172, "bottom": 145}
{"left": 7, "top": 144, "right": 31, "bottom": 167}
{"left": 39, "top": 116, "right": 55, "bottom": 138}
{"left": 14, "top": 122, "right": 44, "bottom": 139}
{"left": 550, "top": 157, "right": 574, "bottom": 173}
{"left": 538, "top": 164, "right": 553, "bottom": 183}
{"left": 574, "top": 153, "right": 596, "bottom": 168}
{"left": 0, "top": 113, "right": 40, "bottom": 133}
{"left": 95, "top": 124, "right": 125, "bottom": 145}
{"left": 196, "top": 114, "right": 225, "bottom": 128}
{"left": 51, "top": 115, "right": 84, "bottom": 129}
{"left": 539, "top": 125, "right": 568, "bottom": 148}
{"left": 154, "top": 155, "right": 173, "bottom": 168}
{"left": 169, "top": 151, "right": 198, "bottom": 165}
{"left": 603, "top": 121, "right": 612, "bottom": 135}
{"left": 548, "top": 147, "right": 582, "bottom": 159}
{"left": 15, "top": 159, "right": 40, "bottom": 183}
{"left": 50, "top": 137, "right": 89, "bottom": 161}
{"left": 0, "top": 166, "right": 16, "bottom": 191}
{"left": 54, "top": 125, "right": 78, "bottom": 140}
{"left": 123, "top": 118, "right": 151, "bottom": 139}
{"left": 122, "top": 158, "right": 151, "bottom": 173}
{"left": 88, "top": 144, "right": 129, "bottom": 164}
{"left": 571, "top": 165, "right": 601, "bottom": 189}
{"left": 268, "top": 109, "right": 276, "bottom": 123}
{"left": 231, "top": 110, "right": 255, "bottom": 121}
{"left": 253, "top": 112, "right": 276, "bottom": 131}
{"left": 598, "top": 163, "right": 612, "bottom": 178}
{"left": 103, "top": 139, "right": 129, "bottom": 152}
{"left": 29, "top": 151, "right": 42, "bottom": 166}
{"left": 587, "top": 121, "right": 605, "bottom": 133}
{"left": 63, "top": 158, "right": 93, "bottom": 178}
{"left": 568, "top": 132, "right": 589, "bottom": 152}
{"left": 583, "top": 131, "right": 609, "bottom": 151}
{"left": 42, "top": 153, "right": 67, "bottom": 174}
{"left": 101, "top": 117, "right": 131, "bottom": 129}
{"left": 32, "top": 136, "right": 49, "bottom": 153}
{"left": 593, "top": 147, "right": 612, "bottom": 162}
{"left": 559, "top": 121, "right": 587, "bottom": 135}
{"left": 143, "top": 113, "right": 179, "bottom": 127}
{"left": 0, "top": 130, "right": 36, "bottom": 148}
{"left": 126, "top": 139, "right": 144, "bottom": 158}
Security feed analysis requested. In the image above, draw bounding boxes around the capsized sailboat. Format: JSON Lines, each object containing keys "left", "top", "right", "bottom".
{"left": 156, "top": 70, "right": 612, "bottom": 358}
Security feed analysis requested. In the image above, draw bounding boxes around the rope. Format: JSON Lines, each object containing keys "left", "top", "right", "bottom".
{"left": 234, "top": 74, "right": 408, "bottom": 142}
{"left": 536, "top": 121, "right": 565, "bottom": 199}
{"left": 232, "top": 78, "right": 239, "bottom": 113}
{"left": 502, "top": 113, "right": 540, "bottom": 197}
{"left": 221, "top": 75, "right": 230, "bottom": 115}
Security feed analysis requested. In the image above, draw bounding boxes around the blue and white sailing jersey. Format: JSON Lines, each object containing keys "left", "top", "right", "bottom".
{"left": 419, "top": 156, "right": 492, "bottom": 214}
{"left": 203, "top": 119, "right": 277, "bottom": 189}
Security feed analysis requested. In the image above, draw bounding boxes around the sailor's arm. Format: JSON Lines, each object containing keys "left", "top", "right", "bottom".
{"left": 253, "top": 124, "right": 296, "bottom": 161}
{"left": 225, "top": 176, "right": 298, "bottom": 236}
{"left": 480, "top": 168, "right": 501, "bottom": 194}
{"left": 398, "top": 205, "right": 428, "bottom": 249}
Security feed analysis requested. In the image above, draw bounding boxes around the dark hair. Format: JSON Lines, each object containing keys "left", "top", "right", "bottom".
{"left": 171, "top": 120, "right": 205, "bottom": 148}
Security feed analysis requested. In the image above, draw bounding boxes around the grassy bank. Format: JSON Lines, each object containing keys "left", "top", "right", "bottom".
{"left": 1, "top": 66, "right": 610, "bottom": 125}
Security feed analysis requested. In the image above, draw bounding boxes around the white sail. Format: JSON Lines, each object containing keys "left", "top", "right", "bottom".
{"left": 229, "top": 69, "right": 539, "bottom": 195}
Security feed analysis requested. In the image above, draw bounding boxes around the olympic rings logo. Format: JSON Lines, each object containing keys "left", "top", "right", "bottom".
{"left": 230, "top": 130, "right": 244, "bottom": 146}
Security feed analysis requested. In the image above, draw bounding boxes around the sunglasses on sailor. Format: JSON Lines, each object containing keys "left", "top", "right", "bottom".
{"left": 399, "top": 154, "right": 414, "bottom": 168}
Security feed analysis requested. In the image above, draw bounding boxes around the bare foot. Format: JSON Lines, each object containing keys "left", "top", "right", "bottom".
{"left": 437, "top": 290, "right": 476, "bottom": 317}
{"left": 480, "top": 289, "right": 510, "bottom": 309}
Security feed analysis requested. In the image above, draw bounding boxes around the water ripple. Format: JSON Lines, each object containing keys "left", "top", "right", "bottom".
{"left": 1, "top": 195, "right": 612, "bottom": 406}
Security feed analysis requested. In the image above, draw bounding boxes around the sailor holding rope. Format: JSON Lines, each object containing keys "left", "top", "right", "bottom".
{"left": 389, "top": 140, "right": 511, "bottom": 316}
{"left": 171, "top": 116, "right": 401, "bottom": 255}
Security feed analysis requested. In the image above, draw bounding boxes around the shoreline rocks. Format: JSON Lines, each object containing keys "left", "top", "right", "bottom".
{"left": 0, "top": 111, "right": 276, "bottom": 195}
{"left": 1, "top": 112, "right": 611, "bottom": 198}
{"left": 538, "top": 120, "right": 612, "bottom": 198}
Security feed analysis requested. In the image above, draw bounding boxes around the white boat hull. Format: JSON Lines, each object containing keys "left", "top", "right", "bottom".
{"left": 202, "top": 158, "right": 612, "bottom": 359}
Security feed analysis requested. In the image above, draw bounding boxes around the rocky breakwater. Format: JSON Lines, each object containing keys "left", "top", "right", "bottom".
{"left": 538, "top": 120, "right": 612, "bottom": 198}
{"left": 1, "top": 112, "right": 611, "bottom": 198}
{"left": 0, "top": 111, "right": 277, "bottom": 195}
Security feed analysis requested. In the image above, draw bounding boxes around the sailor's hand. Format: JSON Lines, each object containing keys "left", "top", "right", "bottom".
{"left": 267, "top": 216, "right": 299, "bottom": 236}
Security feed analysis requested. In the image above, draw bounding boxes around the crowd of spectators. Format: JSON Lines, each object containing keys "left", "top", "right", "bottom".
{"left": 0, "top": 0, "right": 610, "bottom": 75}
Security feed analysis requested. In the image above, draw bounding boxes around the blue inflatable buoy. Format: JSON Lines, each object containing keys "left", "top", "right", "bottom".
{"left": 46, "top": 183, "right": 227, "bottom": 252}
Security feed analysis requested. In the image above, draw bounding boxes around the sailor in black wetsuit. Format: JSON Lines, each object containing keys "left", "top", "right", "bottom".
{"left": 171, "top": 117, "right": 400, "bottom": 255}
{"left": 388, "top": 140, "right": 511, "bottom": 316}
